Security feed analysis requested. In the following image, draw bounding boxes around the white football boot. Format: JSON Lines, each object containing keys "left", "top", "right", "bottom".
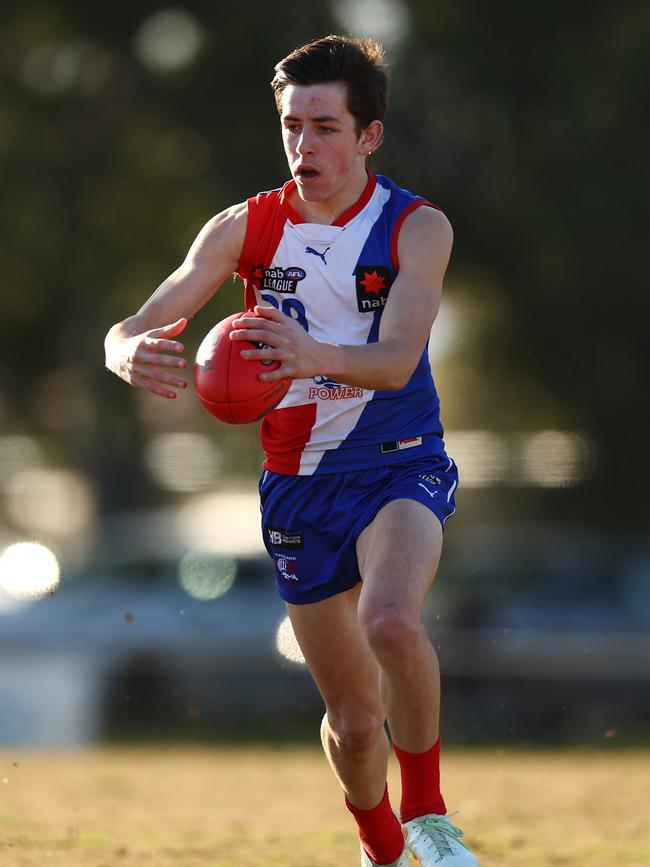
{"left": 360, "top": 842, "right": 411, "bottom": 867}
{"left": 402, "top": 813, "right": 479, "bottom": 866}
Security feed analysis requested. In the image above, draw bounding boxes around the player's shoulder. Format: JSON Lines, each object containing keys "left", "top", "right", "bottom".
{"left": 376, "top": 172, "right": 452, "bottom": 234}
{"left": 186, "top": 201, "right": 248, "bottom": 268}
{"left": 201, "top": 200, "right": 248, "bottom": 248}
{"left": 399, "top": 202, "right": 454, "bottom": 250}
{"left": 395, "top": 203, "right": 453, "bottom": 275}
{"left": 402, "top": 202, "right": 453, "bottom": 240}
{"left": 204, "top": 200, "right": 248, "bottom": 234}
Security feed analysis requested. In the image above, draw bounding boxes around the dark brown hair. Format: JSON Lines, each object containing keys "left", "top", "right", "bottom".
{"left": 271, "top": 35, "right": 388, "bottom": 136}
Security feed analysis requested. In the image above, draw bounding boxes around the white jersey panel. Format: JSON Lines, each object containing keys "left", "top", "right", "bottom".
{"left": 252, "top": 182, "right": 391, "bottom": 459}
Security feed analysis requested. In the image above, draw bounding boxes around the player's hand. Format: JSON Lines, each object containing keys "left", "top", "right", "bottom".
{"left": 105, "top": 318, "right": 189, "bottom": 399}
{"left": 230, "top": 305, "right": 325, "bottom": 382}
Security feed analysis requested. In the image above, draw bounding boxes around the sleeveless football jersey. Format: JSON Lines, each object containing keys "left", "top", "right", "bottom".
{"left": 237, "top": 171, "right": 449, "bottom": 475}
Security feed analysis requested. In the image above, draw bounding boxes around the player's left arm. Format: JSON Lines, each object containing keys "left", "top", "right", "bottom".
{"left": 230, "top": 206, "right": 453, "bottom": 390}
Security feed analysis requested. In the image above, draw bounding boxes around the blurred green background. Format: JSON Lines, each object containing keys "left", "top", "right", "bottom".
{"left": 0, "top": 0, "right": 648, "bottom": 748}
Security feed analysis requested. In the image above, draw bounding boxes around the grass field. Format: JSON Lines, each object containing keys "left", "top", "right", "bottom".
{"left": 1, "top": 745, "right": 647, "bottom": 866}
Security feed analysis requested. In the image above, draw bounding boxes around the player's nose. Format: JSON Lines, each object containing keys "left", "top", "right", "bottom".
{"left": 296, "top": 129, "right": 316, "bottom": 155}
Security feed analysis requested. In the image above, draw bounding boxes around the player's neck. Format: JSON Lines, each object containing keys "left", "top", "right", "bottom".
{"left": 291, "top": 168, "right": 370, "bottom": 225}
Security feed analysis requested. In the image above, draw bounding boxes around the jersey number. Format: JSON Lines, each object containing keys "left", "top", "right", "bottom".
{"left": 261, "top": 293, "right": 309, "bottom": 332}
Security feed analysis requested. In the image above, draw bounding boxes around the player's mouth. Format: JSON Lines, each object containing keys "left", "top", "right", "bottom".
{"left": 295, "top": 164, "right": 320, "bottom": 181}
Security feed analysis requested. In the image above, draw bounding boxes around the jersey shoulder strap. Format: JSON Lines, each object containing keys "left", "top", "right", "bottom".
{"left": 238, "top": 188, "right": 283, "bottom": 271}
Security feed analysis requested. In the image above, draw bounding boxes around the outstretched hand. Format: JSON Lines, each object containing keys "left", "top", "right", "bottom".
{"left": 106, "top": 318, "right": 189, "bottom": 399}
{"left": 229, "top": 305, "right": 327, "bottom": 382}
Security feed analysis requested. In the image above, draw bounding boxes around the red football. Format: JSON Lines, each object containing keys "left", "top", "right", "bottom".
{"left": 194, "top": 312, "right": 290, "bottom": 424}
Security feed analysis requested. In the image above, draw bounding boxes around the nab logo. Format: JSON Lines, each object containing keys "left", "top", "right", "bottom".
{"left": 261, "top": 265, "right": 306, "bottom": 294}
{"left": 355, "top": 265, "right": 393, "bottom": 312}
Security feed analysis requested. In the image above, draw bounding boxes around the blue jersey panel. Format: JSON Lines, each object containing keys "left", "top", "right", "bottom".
{"left": 315, "top": 175, "right": 447, "bottom": 473}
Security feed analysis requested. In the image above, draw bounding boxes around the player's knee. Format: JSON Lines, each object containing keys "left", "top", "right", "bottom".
{"left": 326, "top": 707, "right": 384, "bottom": 755}
{"left": 361, "top": 605, "right": 421, "bottom": 660}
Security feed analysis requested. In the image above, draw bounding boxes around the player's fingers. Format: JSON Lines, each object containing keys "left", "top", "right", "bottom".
{"left": 147, "top": 318, "right": 188, "bottom": 339}
{"left": 130, "top": 363, "right": 187, "bottom": 389}
{"left": 133, "top": 350, "right": 189, "bottom": 368}
{"left": 151, "top": 368, "right": 188, "bottom": 388}
{"left": 259, "top": 365, "right": 293, "bottom": 383}
{"left": 129, "top": 371, "right": 182, "bottom": 399}
{"left": 252, "top": 304, "right": 285, "bottom": 322}
{"left": 240, "top": 346, "right": 287, "bottom": 362}
{"left": 231, "top": 317, "right": 286, "bottom": 336}
{"left": 143, "top": 337, "right": 186, "bottom": 353}
{"left": 232, "top": 328, "right": 289, "bottom": 346}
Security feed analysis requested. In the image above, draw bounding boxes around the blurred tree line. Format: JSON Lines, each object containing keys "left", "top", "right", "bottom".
{"left": 1, "top": 0, "right": 648, "bottom": 531}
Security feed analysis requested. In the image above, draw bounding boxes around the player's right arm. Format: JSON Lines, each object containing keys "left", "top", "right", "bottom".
{"left": 104, "top": 202, "right": 247, "bottom": 399}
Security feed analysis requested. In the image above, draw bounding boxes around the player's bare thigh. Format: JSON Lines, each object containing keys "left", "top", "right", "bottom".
{"left": 285, "top": 583, "right": 382, "bottom": 712}
{"left": 356, "top": 498, "right": 444, "bottom": 625}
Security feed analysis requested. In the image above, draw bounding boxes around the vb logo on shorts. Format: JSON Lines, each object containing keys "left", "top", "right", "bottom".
{"left": 355, "top": 265, "right": 393, "bottom": 312}
{"left": 266, "top": 525, "right": 304, "bottom": 549}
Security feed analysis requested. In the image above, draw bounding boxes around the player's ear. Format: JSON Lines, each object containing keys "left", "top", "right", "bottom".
{"left": 359, "top": 120, "right": 383, "bottom": 156}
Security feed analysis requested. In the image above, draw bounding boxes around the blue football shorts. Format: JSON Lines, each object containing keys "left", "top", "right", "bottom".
{"left": 259, "top": 454, "right": 459, "bottom": 605}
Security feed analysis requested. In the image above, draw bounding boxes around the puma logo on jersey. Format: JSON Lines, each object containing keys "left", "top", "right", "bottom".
{"left": 305, "top": 246, "right": 330, "bottom": 265}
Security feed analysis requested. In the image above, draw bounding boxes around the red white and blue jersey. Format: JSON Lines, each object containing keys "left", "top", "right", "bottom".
{"left": 237, "top": 171, "right": 449, "bottom": 476}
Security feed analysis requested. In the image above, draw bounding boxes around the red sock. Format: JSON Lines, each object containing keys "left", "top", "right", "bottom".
{"left": 393, "top": 737, "right": 446, "bottom": 822}
{"left": 345, "top": 785, "right": 404, "bottom": 865}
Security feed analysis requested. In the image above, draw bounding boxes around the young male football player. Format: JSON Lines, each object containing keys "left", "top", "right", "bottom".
{"left": 105, "top": 35, "right": 479, "bottom": 867}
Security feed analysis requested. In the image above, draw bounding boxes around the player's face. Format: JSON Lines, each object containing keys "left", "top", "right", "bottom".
{"left": 280, "top": 83, "right": 372, "bottom": 204}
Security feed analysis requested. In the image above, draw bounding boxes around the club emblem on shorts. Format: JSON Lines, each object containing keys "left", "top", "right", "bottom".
{"left": 355, "top": 265, "right": 393, "bottom": 312}
{"left": 274, "top": 553, "right": 299, "bottom": 582}
{"left": 262, "top": 266, "right": 306, "bottom": 294}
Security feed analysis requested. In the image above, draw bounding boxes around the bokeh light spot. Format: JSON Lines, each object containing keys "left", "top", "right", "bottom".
{"left": 0, "top": 436, "right": 46, "bottom": 486}
{"left": 332, "top": 0, "right": 410, "bottom": 48}
{"left": 179, "top": 551, "right": 236, "bottom": 600}
{"left": 0, "top": 542, "right": 60, "bottom": 600}
{"left": 21, "top": 40, "right": 111, "bottom": 96}
{"left": 145, "top": 433, "right": 221, "bottom": 492}
{"left": 5, "top": 469, "right": 95, "bottom": 537}
{"left": 429, "top": 298, "right": 461, "bottom": 363}
{"left": 275, "top": 616, "right": 305, "bottom": 665}
{"left": 445, "top": 430, "right": 510, "bottom": 487}
{"left": 134, "top": 8, "right": 203, "bottom": 73}
{"left": 520, "top": 430, "right": 595, "bottom": 487}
